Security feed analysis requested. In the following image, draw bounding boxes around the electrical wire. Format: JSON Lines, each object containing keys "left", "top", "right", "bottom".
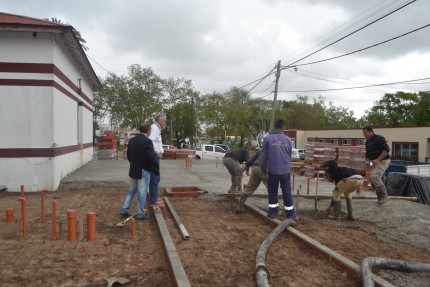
{"left": 277, "top": 77, "right": 430, "bottom": 93}
{"left": 284, "top": 0, "right": 417, "bottom": 68}
{"left": 287, "top": 23, "right": 430, "bottom": 68}
{"left": 282, "top": 0, "right": 402, "bottom": 65}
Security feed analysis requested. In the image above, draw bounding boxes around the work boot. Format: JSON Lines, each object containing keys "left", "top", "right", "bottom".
{"left": 328, "top": 201, "right": 341, "bottom": 221}
{"left": 326, "top": 200, "right": 334, "bottom": 216}
{"left": 378, "top": 190, "right": 389, "bottom": 204}
{"left": 235, "top": 195, "right": 247, "bottom": 214}
{"left": 346, "top": 198, "right": 354, "bottom": 221}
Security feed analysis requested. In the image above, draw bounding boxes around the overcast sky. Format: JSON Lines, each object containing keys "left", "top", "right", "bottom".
{"left": 3, "top": 0, "right": 430, "bottom": 117}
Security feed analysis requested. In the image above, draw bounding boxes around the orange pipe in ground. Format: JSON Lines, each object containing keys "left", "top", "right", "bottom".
{"left": 52, "top": 200, "right": 57, "bottom": 241}
{"left": 17, "top": 197, "right": 27, "bottom": 238}
{"left": 20, "top": 184, "right": 24, "bottom": 197}
{"left": 6, "top": 208, "right": 14, "bottom": 222}
{"left": 307, "top": 177, "right": 311, "bottom": 195}
{"left": 86, "top": 212, "right": 96, "bottom": 240}
{"left": 185, "top": 157, "right": 192, "bottom": 167}
{"left": 131, "top": 218, "right": 136, "bottom": 239}
{"left": 67, "top": 210, "right": 77, "bottom": 241}
{"left": 292, "top": 174, "right": 296, "bottom": 191}
{"left": 41, "top": 188, "right": 48, "bottom": 223}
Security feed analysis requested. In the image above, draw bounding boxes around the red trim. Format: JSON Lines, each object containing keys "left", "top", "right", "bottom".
{"left": 0, "top": 78, "right": 93, "bottom": 112}
{"left": 0, "top": 62, "right": 93, "bottom": 106}
{"left": 0, "top": 143, "right": 93, "bottom": 158}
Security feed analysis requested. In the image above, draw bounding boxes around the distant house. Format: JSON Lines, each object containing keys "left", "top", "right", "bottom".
{"left": 0, "top": 12, "right": 102, "bottom": 191}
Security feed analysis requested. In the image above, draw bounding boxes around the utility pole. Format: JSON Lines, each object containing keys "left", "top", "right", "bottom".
{"left": 191, "top": 96, "right": 194, "bottom": 147}
{"left": 270, "top": 60, "right": 281, "bottom": 131}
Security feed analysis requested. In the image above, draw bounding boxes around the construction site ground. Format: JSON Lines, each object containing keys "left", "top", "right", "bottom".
{"left": 1, "top": 157, "right": 430, "bottom": 286}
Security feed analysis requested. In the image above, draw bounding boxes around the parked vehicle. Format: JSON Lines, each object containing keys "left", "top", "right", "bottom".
{"left": 297, "top": 149, "right": 306, "bottom": 160}
{"left": 291, "top": 148, "right": 300, "bottom": 162}
{"left": 215, "top": 144, "right": 230, "bottom": 152}
{"left": 162, "top": 144, "right": 176, "bottom": 150}
{"left": 195, "top": 144, "right": 226, "bottom": 160}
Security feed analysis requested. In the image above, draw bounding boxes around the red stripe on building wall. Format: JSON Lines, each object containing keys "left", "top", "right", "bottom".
{"left": 0, "top": 62, "right": 93, "bottom": 106}
{"left": 0, "top": 62, "right": 53, "bottom": 73}
{"left": 0, "top": 78, "right": 93, "bottom": 112}
{"left": 0, "top": 143, "right": 94, "bottom": 158}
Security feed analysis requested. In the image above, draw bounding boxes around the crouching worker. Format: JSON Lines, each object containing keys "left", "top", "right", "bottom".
{"left": 320, "top": 160, "right": 364, "bottom": 221}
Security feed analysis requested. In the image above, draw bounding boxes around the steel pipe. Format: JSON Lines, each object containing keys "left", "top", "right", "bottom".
{"left": 362, "top": 257, "right": 430, "bottom": 287}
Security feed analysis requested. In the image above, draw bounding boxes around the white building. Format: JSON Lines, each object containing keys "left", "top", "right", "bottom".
{"left": 0, "top": 13, "right": 102, "bottom": 191}
{"left": 286, "top": 126, "right": 430, "bottom": 163}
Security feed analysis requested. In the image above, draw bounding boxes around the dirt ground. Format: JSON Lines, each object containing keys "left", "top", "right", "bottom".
{"left": 1, "top": 187, "right": 430, "bottom": 287}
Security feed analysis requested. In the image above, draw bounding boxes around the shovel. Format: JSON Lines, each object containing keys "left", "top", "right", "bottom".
{"left": 116, "top": 214, "right": 134, "bottom": 227}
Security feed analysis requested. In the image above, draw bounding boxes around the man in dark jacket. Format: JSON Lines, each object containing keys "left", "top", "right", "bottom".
{"left": 363, "top": 125, "right": 390, "bottom": 204}
{"left": 321, "top": 160, "right": 364, "bottom": 221}
{"left": 120, "top": 122, "right": 159, "bottom": 220}
{"left": 223, "top": 149, "right": 250, "bottom": 193}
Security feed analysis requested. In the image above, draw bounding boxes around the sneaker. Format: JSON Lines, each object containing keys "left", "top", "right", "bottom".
{"left": 150, "top": 200, "right": 165, "bottom": 207}
{"left": 268, "top": 213, "right": 277, "bottom": 219}
{"left": 120, "top": 213, "right": 131, "bottom": 218}
{"left": 134, "top": 214, "right": 151, "bottom": 220}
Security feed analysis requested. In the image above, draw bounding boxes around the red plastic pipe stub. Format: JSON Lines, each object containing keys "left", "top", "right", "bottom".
{"left": 67, "top": 210, "right": 77, "bottom": 241}
{"left": 86, "top": 212, "right": 96, "bottom": 241}
{"left": 6, "top": 208, "right": 14, "bottom": 222}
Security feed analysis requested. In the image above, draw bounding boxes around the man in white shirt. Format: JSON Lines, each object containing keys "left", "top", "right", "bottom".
{"left": 148, "top": 113, "right": 167, "bottom": 207}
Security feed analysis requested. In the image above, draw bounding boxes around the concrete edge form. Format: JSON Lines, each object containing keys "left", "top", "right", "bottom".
{"left": 153, "top": 206, "right": 192, "bottom": 287}
{"left": 164, "top": 196, "right": 190, "bottom": 240}
{"left": 242, "top": 201, "right": 396, "bottom": 287}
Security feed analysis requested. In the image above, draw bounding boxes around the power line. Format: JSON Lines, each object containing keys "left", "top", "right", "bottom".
{"left": 277, "top": 77, "right": 430, "bottom": 93}
{"left": 220, "top": 67, "right": 277, "bottom": 96}
{"left": 284, "top": 0, "right": 417, "bottom": 68}
{"left": 288, "top": 23, "right": 430, "bottom": 68}
{"left": 281, "top": 0, "right": 403, "bottom": 65}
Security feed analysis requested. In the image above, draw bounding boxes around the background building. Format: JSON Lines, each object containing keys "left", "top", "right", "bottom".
{"left": 286, "top": 126, "right": 430, "bottom": 162}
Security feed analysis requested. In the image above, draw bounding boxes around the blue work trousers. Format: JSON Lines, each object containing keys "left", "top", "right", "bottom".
{"left": 149, "top": 157, "right": 161, "bottom": 204}
{"left": 267, "top": 172, "right": 296, "bottom": 218}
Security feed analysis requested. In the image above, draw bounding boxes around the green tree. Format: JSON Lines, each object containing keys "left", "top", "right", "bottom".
{"left": 164, "top": 77, "right": 200, "bottom": 146}
{"left": 361, "top": 91, "right": 429, "bottom": 127}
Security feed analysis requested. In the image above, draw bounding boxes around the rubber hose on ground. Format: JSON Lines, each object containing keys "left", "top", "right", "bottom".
{"left": 255, "top": 219, "right": 297, "bottom": 287}
{"left": 362, "top": 257, "right": 430, "bottom": 287}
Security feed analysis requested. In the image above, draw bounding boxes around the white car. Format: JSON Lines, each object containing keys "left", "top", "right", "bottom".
{"left": 291, "top": 148, "right": 300, "bottom": 162}
{"left": 162, "top": 144, "right": 176, "bottom": 150}
{"left": 297, "top": 149, "right": 306, "bottom": 160}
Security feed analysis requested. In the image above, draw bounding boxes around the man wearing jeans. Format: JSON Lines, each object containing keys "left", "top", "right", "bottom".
{"left": 260, "top": 119, "right": 297, "bottom": 220}
{"left": 149, "top": 113, "right": 167, "bottom": 207}
{"left": 120, "top": 122, "right": 159, "bottom": 220}
{"left": 363, "top": 125, "right": 391, "bottom": 204}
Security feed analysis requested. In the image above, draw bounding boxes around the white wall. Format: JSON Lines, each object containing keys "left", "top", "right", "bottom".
{"left": 0, "top": 30, "right": 95, "bottom": 191}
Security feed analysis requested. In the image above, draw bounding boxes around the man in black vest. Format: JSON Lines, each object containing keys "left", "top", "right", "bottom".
{"left": 363, "top": 125, "right": 391, "bottom": 204}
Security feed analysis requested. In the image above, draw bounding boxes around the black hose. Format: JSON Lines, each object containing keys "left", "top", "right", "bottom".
{"left": 362, "top": 257, "right": 430, "bottom": 287}
{"left": 255, "top": 219, "right": 297, "bottom": 287}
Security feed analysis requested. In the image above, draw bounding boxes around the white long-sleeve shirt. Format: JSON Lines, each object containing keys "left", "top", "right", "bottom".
{"left": 149, "top": 122, "right": 164, "bottom": 155}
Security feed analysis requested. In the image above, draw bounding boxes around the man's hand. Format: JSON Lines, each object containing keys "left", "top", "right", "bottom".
{"left": 240, "top": 163, "right": 247, "bottom": 174}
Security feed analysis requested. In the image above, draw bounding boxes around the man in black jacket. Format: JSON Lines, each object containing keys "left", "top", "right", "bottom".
{"left": 363, "top": 125, "right": 391, "bottom": 204}
{"left": 120, "top": 123, "right": 159, "bottom": 220}
{"left": 321, "top": 160, "right": 364, "bottom": 221}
